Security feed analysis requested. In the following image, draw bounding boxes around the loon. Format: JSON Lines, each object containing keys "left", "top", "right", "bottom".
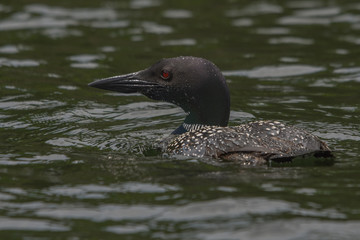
{"left": 89, "top": 56, "right": 332, "bottom": 165}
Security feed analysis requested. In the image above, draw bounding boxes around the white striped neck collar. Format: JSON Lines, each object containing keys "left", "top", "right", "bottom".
{"left": 182, "top": 123, "right": 208, "bottom": 132}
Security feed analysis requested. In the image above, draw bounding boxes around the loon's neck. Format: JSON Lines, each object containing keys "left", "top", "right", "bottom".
{"left": 171, "top": 107, "right": 228, "bottom": 135}
{"left": 171, "top": 122, "right": 210, "bottom": 135}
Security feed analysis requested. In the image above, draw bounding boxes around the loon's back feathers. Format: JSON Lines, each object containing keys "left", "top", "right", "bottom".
{"left": 166, "top": 120, "right": 331, "bottom": 164}
{"left": 89, "top": 56, "right": 333, "bottom": 164}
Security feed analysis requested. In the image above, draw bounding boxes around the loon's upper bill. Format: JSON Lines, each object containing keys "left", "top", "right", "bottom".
{"left": 88, "top": 56, "right": 333, "bottom": 165}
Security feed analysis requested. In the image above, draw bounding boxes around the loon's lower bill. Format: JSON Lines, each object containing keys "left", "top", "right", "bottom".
{"left": 89, "top": 56, "right": 333, "bottom": 165}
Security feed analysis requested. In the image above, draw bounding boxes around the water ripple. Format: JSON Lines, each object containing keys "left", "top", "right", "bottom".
{"left": 161, "top": 38, "right": 196, "bottom": 46}
{"left": 0, "top": 17, "right": 76, "bottom": 31}
{"left": 36, "top": 204, "right": 165, "bottom": 221}
{"left": 269, "top": 37, "right": 314, "bottom": 45}
{"left": 0, "top": 44, "right": 30, "bottom": 54}
{"left": 25, "top": 4, "right": 118, "bottom": 20}
{"left": 42, "top": 28, "right": 82, "bottom": 39}
{"left": 0, "top": 99, "right": 65, "bottom": 110}
{"left": 255, "top": 27, "right": 290, "bottom": 35}
{"left": 90, "top": 20, "right": 129, "bottom": 28}
{"left": 278, "top": 16, "right": 331, "bottom": 25}
{"left": 45, "top": 182, "right": 179, "bottom": 199}
{"left": 0, "top": 217, "right": 69, "bottom": 231}
{"left": 0, "top": 57, "right": 44, "bottom": 67}
{"left": 163, "top": 9, "right": 193, "bottom": 19}
{"left": 58, "top": 85, "right": 78, "bottom": 91}
{"left": 232, "top": 18, "right": 253, "bottom": 27}
{"left": 106, "top": 224, "right": 149, "bottom": 234}
{"left": 0, "top": 154, "right": 69, "bottom": 166}
{"left": 296, "top": 7, "right": 341, "bottom": 17}
{"left": 195, "top": 220, "right": 360, "bottom": 240}
{"left": 68, "top": 54, "right": 105, "bottom": 69}
{"left": 142, "top": 21, "right": 173, "bottom": 34}
{"left": 226, "top": 3, "right": 282, "bottom": 17}
{"left": 0, "top": 4, "right": 124, "bottom": 32}
{"left": 223, "top": 65, "right": 324, "bottom": 78}
{"left": 158, "top": 198, "right": 293, "bottom": 221}
{"left": 0, "top": 196, "right": 345, "bottom": 224}
{"left": 130, "top": 0, "right": 161, "bottom": 9}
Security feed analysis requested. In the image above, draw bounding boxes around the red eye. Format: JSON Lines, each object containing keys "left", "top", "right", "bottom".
{"left": 161, "top": 70, "right": 170, "bottom": 80}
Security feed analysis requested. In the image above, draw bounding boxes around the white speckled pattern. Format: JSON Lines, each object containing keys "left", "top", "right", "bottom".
{"left": 166, "top": 120, "right": 331, "bottom": 163}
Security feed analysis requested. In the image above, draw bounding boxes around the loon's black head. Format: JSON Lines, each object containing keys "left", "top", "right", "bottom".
{"left": 89, "top": 56, "right": 230, "bottom": 132}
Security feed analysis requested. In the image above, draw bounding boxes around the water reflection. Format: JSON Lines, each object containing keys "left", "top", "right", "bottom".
{"left": 68, "top": 54, "right": 105, "bottom": 69}
{"left": 0, "top": 44, "right": 30, "bottom": 54}
{"left": 0, "top": 217, "right": 69, "bottom": 231}
{"left": 225, "top": 2, "right": 283, "bottom": 16}
{"left": 0, "top": 57, "right": 44, "bottom": 67}
{"left": 46, "top": 182, "right": 179, "bottom": 199}
{"left": 268, "top": 37, "right": 314, "bottom": 45}
{"left": 223, "top": 65, "right": 324, "bottom": 78}
{"left": 142, "top": 21, "right": 173, "bottom": 34}
{"left": 194, "top": 220, "right": 360, "bottom": 240}
{"left": 0, "top": 99, "right": 65, "bottom": 110}
{"left": 0, "top": 4, "right": 121, "bottom": 33}
{"left": 130, "top": 0, "right": 161, "bottom": 9}
{"left": 163, "top": 9, "right": 192, "bottom": 19}
{"left": 161, "top": 38, "right": 196, "bottom": 46}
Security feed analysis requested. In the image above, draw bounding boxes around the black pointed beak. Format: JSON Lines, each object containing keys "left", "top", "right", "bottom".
{"left": 88, "top": 71, "right": 159, "bottom": 94}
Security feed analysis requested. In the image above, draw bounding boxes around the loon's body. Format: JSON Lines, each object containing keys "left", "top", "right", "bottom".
{"left": 89, "top": 56, "right": 332, "bottom": 164}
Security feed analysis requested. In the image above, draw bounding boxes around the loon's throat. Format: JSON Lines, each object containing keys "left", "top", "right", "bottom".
{"left": 171, "top": 123, "right": 209, "bottom": 135}
{"left": 183, "top": 123, "right": 208, "bottom": 132}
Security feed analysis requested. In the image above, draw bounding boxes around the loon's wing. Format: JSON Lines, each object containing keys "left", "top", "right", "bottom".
{"left": 230, "top": 121, "right": 332, "bottom": 158}
{"left": 167, "top": 121, "right": 332, "bottom": 164}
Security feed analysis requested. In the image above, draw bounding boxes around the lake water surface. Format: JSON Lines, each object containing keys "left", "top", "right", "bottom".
{"left": 0, "top": 0, "right": 359, "bottom": 239}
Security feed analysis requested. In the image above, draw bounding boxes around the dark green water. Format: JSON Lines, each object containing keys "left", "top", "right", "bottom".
{"left": 0, "top": 0, "right": 359, "bottom": 239}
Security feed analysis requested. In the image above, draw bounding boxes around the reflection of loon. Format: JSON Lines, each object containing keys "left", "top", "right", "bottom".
{"left": 89, "top": 56, "right": 332, "bottom": 164}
